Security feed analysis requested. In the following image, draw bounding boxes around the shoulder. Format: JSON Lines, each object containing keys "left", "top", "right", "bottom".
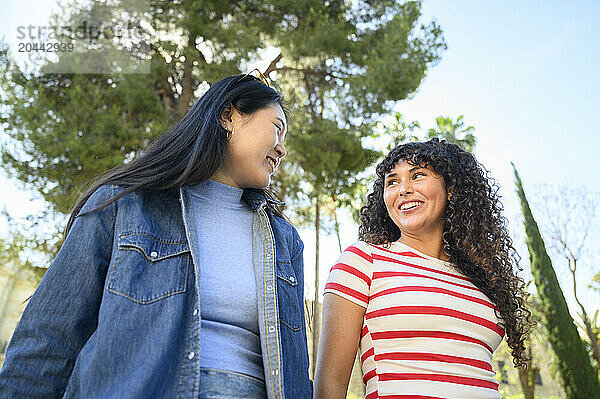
{"left": 271, "top": 214, "right": 302, "bottom": 245}
{"left": 80, "top": 186, "right": 180, "bottom": 220}
{"left": 79, "top": 185, "right": 119, "bottom": 214}
{"left": 79, "top": 184, "right": 143, "bottom": 211}
{"left": 341, "top": 241, "right": 374, "bottom": 264}
{"left": 270, "top": 213, "right": 295, "bottom": 231}
{"left": 326, "top": 241, "right": 374, "bottom": 307}
{"left": 271, "top": 214, "right": 303, "bottom": 253}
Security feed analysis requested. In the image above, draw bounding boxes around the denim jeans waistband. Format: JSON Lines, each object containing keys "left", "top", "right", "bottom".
{"left": 198, "top": 367, "right": 267, "bottom": 399}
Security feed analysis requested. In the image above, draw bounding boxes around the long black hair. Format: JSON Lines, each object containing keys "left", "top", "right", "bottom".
{"left": 66, "top": 74, "right": 286, "bottom": 234}
{"left": 359, "top": 139, "right": 531, "bottom": 368}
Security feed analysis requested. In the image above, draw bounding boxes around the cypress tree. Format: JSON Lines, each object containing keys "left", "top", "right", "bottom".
{"left": 513, "top": 164, "right": 600, "bottom": 397}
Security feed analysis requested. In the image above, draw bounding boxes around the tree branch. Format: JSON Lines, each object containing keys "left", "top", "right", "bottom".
{"left": 264, "top": 52, "right": 282, "bottom": 75}
{"left": 272, "top": 65, "right": 347, "bottom": 81}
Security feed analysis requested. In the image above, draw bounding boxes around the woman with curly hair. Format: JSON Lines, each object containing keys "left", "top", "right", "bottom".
{"left": 314, "top": 138, "right": 530, "bottom": 398}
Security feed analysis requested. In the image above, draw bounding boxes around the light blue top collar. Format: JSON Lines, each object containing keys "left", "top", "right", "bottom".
{"left": 188, "top": 179, "right": 244, "bottom": 208}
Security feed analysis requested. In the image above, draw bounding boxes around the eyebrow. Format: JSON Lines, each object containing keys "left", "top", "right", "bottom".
{"left": 274, "top": 118, "right": 287, "bottom": 142}
{"left": 385, "top": 166, "right": 424, "bottom": 178}
{"left": 274, "top": 117, "right": 286, "bottom": 129}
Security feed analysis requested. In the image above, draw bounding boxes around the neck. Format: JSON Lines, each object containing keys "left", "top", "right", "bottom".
{"left": 209, "top": 169, "right": 240, "bottom": 188}
{"left": 188, "top": 179, "right": 244, "bottom": 206}
{"left": 398, "top": 230, "right": 448, "bottom": 261}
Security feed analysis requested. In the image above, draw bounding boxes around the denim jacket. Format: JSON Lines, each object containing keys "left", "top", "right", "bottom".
{"left": 0, "top": 185, "right": 312, "bottom": 398}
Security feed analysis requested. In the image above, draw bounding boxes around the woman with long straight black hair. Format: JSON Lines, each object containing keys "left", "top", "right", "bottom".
{"left": 0, "top": 73, "right": 312, "bottom": 399}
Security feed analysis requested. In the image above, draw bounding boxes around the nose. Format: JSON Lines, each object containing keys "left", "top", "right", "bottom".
{"left": 275, "top": 141, "right": 287, "bottom": 159}
{"left": 398, "top": 179, "right": 413, "bottom": 196}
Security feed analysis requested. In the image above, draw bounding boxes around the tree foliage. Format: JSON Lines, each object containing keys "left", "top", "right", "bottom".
{"left": 0, "top": 210, "right": 48, "bottom": 283}
{"left": 378, "top": 112, "right": 475, "bottom": 153}
{"left": 1, "top": 0, "right": 445, "bottom": 218}
{"left": 426, "top": 115, "right": 475, "bottom": 152}
{"left": 513, "top": 165, "right": 600, "bottom": 397}
{"left": 0, "top": 46, "right": 167, "bottom": 213}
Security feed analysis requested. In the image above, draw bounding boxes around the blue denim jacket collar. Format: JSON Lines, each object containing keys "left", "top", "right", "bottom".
{"left": 241, "top": 188, "right": 285, "bottom": 210}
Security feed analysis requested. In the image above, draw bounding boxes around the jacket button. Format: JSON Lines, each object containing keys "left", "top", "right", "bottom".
{"left": 150, "top": 251, "right": 158, "bottom": 258}
{"left": 267, "top": 285, "right": 272, "bottom": 291}
{"left": 289, "top": 276, "right": 295, "bottom": 282}
{"left": 193, "top": 309, "right": 198, "bottom": 316}
{"left": 188, "top": 352, "right": 195, "bottom": 360}
{"left": 268, "top": 326, "right": 275, "bottom": 332}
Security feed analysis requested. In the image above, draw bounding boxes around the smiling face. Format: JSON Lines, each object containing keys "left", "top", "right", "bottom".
{"left": 383, "top": 160, "right": 448, "bottom": 241}
{"left": 213, "top": 103, "right": 287, "bottom": 189}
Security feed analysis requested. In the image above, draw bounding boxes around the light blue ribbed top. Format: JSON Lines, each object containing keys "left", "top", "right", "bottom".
{"left": 188, "top": 179, "right": 263, "bottom": 380}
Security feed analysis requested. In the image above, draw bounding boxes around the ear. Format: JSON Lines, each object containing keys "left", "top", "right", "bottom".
{"left": 220, "top": 105, "right": 243, "bottom": 131}
{"left": 220, "top": 104, "right": 234, "bottom": 129}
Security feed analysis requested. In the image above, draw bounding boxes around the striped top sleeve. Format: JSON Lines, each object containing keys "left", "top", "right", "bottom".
{"left": 324, "top": 241, "right": 373, "bottom": 308}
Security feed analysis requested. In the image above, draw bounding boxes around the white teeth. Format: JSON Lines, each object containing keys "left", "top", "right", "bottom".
{"left": 400, "top": 201, "right": 423, "bottom": 210}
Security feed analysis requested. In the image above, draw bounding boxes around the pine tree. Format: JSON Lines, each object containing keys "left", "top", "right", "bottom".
{"left": 513, "top": 164, "right": 600, "bottom": 397}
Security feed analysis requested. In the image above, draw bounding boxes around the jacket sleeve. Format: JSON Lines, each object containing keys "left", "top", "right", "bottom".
{"left": 0, "top": 185, "right": 117, "bottom": 398}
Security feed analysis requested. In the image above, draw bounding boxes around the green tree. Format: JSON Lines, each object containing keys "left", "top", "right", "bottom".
{"left": 0, "top": 210, "right": 48, "bottom": 284}
{"left": 2, "top": 0, "right": 445, "bottom": 215}
{"left": 0, "top": 47, "right": 167, "bottom": 213}
{"left": 376, "top": 112, "right": 421, "bottom": 151}
{"left": 261, "top": 2, "right": 445, "bottom": 372}
{"left": 426, "top": 115, "right": 475, "bottom": 152}
{"left": 0, "top": 234, "right": 46, "bottom": 284}
{"left": 379, "top": 113, "right": 475, "bottom": 152}
{"left": 0, "top": 0, "right": 283, "bottom": 214}
{"left": 513, "top": 164, "right": 600, "bottom": 397}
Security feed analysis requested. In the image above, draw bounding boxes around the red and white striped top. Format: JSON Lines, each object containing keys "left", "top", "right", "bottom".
{"left": 324, "top": 241, "right": 504, "bottom": 399}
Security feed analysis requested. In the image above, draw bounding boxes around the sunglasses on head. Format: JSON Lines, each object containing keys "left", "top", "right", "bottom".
{"left": 238, "top": 68, "right": 271, "bottom": 87}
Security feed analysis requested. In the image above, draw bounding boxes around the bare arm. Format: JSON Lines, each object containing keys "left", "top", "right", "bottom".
{"left": 314, "top": 293, "right": 366, "bottom": 399}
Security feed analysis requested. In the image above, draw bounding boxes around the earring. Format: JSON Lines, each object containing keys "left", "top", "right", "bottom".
{"left": 447, "top": 192, "right": 453, "bottom": 201}
{"left": 226, "top": 125, "right": 234, "bottom": 142}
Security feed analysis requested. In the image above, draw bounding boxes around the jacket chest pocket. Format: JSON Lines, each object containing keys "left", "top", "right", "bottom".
{"left": 276, "top": 260, "right": 303, "bottom": 332}
{"left": 108, "top": 232, "right": 190, "bottom": 304}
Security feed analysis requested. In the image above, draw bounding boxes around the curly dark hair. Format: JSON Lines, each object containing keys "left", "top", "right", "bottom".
{"left": 359, "top": 138, "right": 531, "bottom": 368}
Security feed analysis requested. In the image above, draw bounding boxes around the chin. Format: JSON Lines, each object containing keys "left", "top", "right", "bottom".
{"left": 250, "top": 177, "right": 271, "bottom": 189}
{"left": 398, "top": 222, "right": 426, "bottom": 233}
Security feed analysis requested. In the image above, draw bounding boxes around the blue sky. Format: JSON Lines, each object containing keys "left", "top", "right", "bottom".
{"left": 1, "top": 1, "right": 599, "bottom": 314}
{"left": 413, "top": 0, "right": 600, "bottom": 192}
